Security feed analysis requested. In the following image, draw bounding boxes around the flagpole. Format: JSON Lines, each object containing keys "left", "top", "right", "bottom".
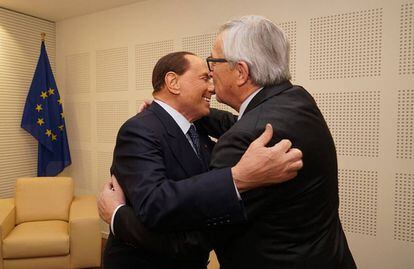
{"left": 41, "top": 32, "right": 45, "bottom": 42}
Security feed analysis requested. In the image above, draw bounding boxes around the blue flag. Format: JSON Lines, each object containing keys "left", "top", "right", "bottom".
{"left": 21, "top": 41, "right": 71, "bottom": 176}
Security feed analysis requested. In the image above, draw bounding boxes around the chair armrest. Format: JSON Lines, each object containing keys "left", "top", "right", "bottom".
{"left": 0, "top": 198, "right": 15, "bottom": 240}
{"left": 0, "top": 198, "right": 15, "bottom": 268}
{"left": 69, "top": 195, "right": 101, "bottom": 268}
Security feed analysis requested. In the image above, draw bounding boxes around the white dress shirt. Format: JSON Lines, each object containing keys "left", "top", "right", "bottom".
{"left": 237, "top": 87, "right": 263, "bottom": 120}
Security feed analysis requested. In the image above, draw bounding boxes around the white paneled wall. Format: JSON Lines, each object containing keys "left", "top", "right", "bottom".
{"left": 313, "top": 91, "right": 381, "bottom": 157}
{"left": 135, "top": 40, "right": 174, "bottom": 91}
{"left": 0, "top": 8, "right": 55, "bottom": 198}
{"left": 96, "top": 47, "right": 128, "bottom": 93}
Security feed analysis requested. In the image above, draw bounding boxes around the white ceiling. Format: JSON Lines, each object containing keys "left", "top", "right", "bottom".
{"left": 0, "top": 0, "right": 147, "bottom": 22}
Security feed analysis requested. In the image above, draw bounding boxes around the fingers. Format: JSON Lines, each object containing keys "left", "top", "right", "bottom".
{"left": 285, "top": 148, "right": 303, "bottom": 172}
{"left": 103, "top": 180, "right": 113, "bottom": 190}
{"left": 286, "top": 148, "right": 303, "bottom": 161}
{"left": 284, "top": 171, "right": 298, "bottom": 181}
{"left": 137, "top": 104, "right": 146, "bottom": 113}
{"left": 138, "top": 99, "right": 153, "bottom": 113}
{"left": 252, "top": 124, "right": 273, "bottom": 147}
{"left": 288, "top": 160, "right": 303, "bottom": 171}
{"left": 144, "top": 99, "right": 153, "bottom": 106}
{"left": 111, "top": 175, "right": 122, "bottom": 191}
{"left": 271, "top": 139, "right": 292, "bottom": 153}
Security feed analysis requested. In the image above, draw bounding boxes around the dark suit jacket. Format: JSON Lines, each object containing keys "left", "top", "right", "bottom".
{"left": 200, "top": 81, "right": 356, "bottom": 269}
{"left": 104, "top": 102, "right": 245, "bottom": 269}
{"left": 111, "top": 81, "right": 357, "bottom": 269}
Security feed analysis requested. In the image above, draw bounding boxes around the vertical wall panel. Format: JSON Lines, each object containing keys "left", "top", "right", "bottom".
{"left": 339, "top": 169, "right": 378, "bottom": 236}
{"left": 0, "top": 8, "right": 55, "bottom": 198}
{"left": 65, "top": 53, "right": 90, "bottom": 94}
{"left": 394, "top": 173, "right": 414, "bottom": 242}
{"left": 399, "top": 3, "right": 414, "bottom": 75}
{"left": 97, "top": 151, "right": 113, "bottom": 191}
{"left": 182, "top": 33, "right": 217, "bottom": 59}
{"left": 96, "top": 101, "right": 129, "bottom": 143}
{"left": 65, "top": 102, "right": 91, "bottom": 142}
{"left": 135, "top": 40, "right": 174, "bottom": 92}
{"left": 396, "top": 89, "right": 414, "bottom": 159}
{"left": 313, "top": 91, "right": 380, "bottom": 157}
{"left": 310, "top": 8, "right": 383, "bottom": 80}
{"left": 279, "top": 21, "right": 297, "bottom": 82}
{"left": 96, "top": 47, "right": 128, "bottom": 92}
{"left": 65, "top": 149, "right": 92, "bottom": 191}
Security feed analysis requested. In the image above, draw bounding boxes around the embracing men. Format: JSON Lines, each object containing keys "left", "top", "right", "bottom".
{"left": 99, "top": 15, "right": 356, "bottom": 269}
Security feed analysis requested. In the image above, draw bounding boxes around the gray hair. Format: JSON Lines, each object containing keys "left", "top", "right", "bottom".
{"left": 219, "top": 15, "right": 291, "bottom": 86}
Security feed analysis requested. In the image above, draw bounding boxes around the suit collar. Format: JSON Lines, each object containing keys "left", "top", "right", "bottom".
{"left": 238, "top": 87, "right": 263, "bottom": 120}
{"left": 149, "top": 102, "right": 207, "bottom": 174}
{"left": 243, "top": 80, "right": 293, "bottom": 117}
{"left": 149, "top": 102, "right": 182, "bottom": 137}
{"left": 153, "top": 99, "right": 191, "bottom": 135}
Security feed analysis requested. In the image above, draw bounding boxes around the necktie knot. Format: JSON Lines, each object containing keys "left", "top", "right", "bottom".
{"left": 187, "top": 124, "right": 200, "bottom": 156}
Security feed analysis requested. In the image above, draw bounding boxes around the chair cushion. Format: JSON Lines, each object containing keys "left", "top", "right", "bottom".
{"left": 15, "top": 177, "right": 74, "bottom": 224}
{"left": 2, "top": 220, "right": 69, "bottom": 259}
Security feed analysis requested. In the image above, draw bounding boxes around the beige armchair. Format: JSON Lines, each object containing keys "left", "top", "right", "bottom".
{"left": 0, "top": 177, "right": 101, "bottom": 269}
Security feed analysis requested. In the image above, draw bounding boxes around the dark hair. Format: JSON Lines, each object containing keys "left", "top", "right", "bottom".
{"left": 152, "top": 51, "right": 195, "bottom": 92}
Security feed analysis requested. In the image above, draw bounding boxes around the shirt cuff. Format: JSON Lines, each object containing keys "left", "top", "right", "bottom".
{"left": 233, "top": 181, "right": 242, "bottom": 200}
{"left": 110, "top": 204, "right": 126, "bottom": 236}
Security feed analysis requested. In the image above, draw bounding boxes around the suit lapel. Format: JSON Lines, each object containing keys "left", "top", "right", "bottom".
{"left": 149, "top": 102, "right": 206, "bottom": 176}
{"left": 243, "top": 81, "right": 293, "bottom": 116}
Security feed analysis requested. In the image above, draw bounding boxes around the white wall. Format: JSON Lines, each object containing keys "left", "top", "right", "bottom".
{"left": 55, "top": 0, "right": 414, "bottom": 268}
{"left": 0, "top": 8, "right": 56, "bottom": 198}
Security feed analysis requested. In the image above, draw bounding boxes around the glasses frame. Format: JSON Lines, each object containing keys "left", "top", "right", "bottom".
{"left": 206, "top": 56, "right": 228, "bottom": 72}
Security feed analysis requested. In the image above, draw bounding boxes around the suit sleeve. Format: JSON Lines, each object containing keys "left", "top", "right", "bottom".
{"left": 111, "top": 118, "right": 245, "bottom": 231}
{"left": 208, "top": 121, "right": 286, "bottom": 221}
{"left": 196, "top": 108, "right": 237, "bottom": 139}
{"left": 113, "top": 205, "right": 211, "bottom": 258}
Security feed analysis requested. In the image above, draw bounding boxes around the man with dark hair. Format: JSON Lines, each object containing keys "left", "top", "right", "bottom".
{"left": 100, "top": 51, "right": 303, "bottom": 269}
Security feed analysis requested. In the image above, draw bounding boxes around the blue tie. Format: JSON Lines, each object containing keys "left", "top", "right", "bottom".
{"left": 187, "top": 124, "right": 200, "bottom": 156}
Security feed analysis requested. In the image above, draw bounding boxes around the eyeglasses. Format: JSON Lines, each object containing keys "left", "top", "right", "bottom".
{"left": 206, "top": 56, "right": 228, "bottom": 72}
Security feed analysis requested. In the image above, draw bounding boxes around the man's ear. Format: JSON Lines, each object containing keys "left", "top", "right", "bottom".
{"left": 165, "top": 71, "right": 180, "bottom": 95}
{"left": 235, "top": 61, "right": 250, "bottom": 86}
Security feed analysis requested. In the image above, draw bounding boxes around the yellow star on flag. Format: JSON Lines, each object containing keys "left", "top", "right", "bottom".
{"left": 60, "top": 112, "right": 64, "bottom": 118}
{"left": 35, "top": 104, "right": 43, "bottom": 112}
{"left": 45, "top": 129, "right": 52, "bottom": 137}
{"left": 40, "top": 91, "right": 48, "bottom": 99}
{"left": 58, "top": 99, "right": 63, "bottom": 105}
{"left": 51, "top": 134, "right": 57, "bottom": 141}
{"left": 36, "top": 118, "right": 45, "bottom": 126}
{"left": 58, "top": 125, "right": 64, "bottom": 131}
{"left": 48, "top": 88, "right": 55, "bottom": 95}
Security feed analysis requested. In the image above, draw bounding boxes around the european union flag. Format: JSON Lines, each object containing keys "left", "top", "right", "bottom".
{"left": 21, "top": 41, "right": 71, "bottom": 176}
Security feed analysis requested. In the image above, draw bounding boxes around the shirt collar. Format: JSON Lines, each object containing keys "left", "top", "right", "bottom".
{"left": 237, "top": 87, "right": 264, "bottom": 120}
{"left": 154, "top": 99, "right": 192, "bottom": 134}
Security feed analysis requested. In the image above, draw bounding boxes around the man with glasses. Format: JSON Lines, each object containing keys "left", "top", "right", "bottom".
{"left": 99, "top": 51, "right": 303, "bottom": 269}
{"left": 200, "top": 15, "right": 356, "bottom": 269}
